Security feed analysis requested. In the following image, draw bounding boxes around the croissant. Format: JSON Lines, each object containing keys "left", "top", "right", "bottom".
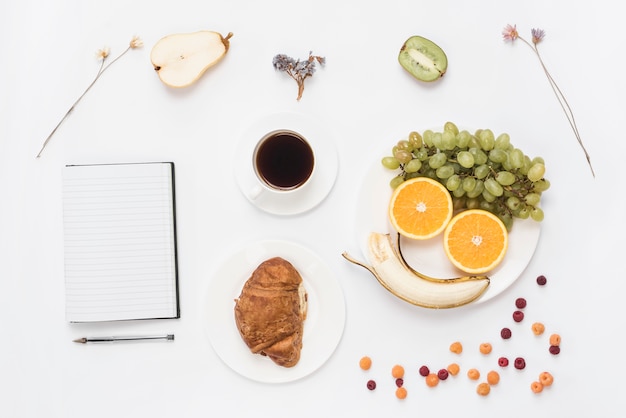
{"left": 234, "top": 257, "right": 308, "bottom": 367}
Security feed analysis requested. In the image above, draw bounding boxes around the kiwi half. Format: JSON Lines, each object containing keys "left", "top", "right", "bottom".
{"left": 398, "top": 35, "right": 448, "bottom": 82}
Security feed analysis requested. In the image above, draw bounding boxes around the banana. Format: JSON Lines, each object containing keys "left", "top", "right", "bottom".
{"left": 342, "top": 232, "right": 490, "bottom": 309}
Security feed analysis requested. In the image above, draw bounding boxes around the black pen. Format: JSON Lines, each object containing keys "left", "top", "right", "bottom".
{"left": 73, "top": 334, "right": 175, "bottom": 344}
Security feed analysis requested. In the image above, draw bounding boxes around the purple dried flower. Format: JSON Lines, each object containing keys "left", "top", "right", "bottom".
{"left": 272, "top": 54, "right": 296, "bottom": 72}
{"left": 531, "top": 28, "right": 545, "bottom": 44}
{"left": 272, "top": 51, "right": 325, "bottom": 100}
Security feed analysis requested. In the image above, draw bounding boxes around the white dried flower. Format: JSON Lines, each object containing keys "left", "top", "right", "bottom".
{"left": 129, "top": 36, "right": 143, "bottom": 49}
{"left": 95, "top": 47, "right": 110, "bottom": 60}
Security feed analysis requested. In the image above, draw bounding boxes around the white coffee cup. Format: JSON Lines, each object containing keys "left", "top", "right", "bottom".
{"left": 248, "top": 129, "right": 315, "bottom": 200}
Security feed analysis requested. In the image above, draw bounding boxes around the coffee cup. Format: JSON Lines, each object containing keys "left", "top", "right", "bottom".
{"left": 248, "top": 129, "right": 315, "bottom": 200}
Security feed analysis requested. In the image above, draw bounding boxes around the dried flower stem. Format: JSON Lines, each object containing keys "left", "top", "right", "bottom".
{"left": 518, "top": 36, "right": 594, "bottom": 177}
{"left": 503, "top": 25, "right": 594, "bottom": 177}
{"left": 36, "top": 37, "right": 142, "bottom": 158}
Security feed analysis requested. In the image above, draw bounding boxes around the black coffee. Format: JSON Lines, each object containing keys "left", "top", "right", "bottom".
{"left": 255, "top": 130, "right": 314, "bottom": 190}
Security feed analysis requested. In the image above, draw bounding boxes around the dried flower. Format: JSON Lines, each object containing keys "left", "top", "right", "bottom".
{"left": 502, "top": 24, "right": 519, "bottom": 41}
{"left": 502, "top": 25, "right": 594, "bottom": 177}
{"left": 272, "top": 51, "right": 325, "bottom": 100}
{"left": 531, "top": 28, "right": 545, "bottom": 44}
{"left": 36, "top": 36, "right": 143, "bottom": 158}
{"left": 129, "top": 35, "right": 143, "bottom": 49}
{"left": 95, "top": 47, "right": 110, "bottom": 60}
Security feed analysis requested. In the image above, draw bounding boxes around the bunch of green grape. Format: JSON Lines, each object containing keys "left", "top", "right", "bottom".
{"left": 381, "top": 122, "right": 549, "bottom": 231}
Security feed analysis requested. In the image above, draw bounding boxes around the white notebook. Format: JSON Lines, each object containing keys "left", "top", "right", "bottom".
{"left": 62, "top": 162, "right": 180, "bottom": 322}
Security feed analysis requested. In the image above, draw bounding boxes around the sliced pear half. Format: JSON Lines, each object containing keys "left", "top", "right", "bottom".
{"left": 151, "top": 30, "right": 233, "bottom": 88}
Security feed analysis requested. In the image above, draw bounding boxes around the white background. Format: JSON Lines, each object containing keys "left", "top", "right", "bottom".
{"left": 2, "top": 1, "right": 624, "bottom": 417}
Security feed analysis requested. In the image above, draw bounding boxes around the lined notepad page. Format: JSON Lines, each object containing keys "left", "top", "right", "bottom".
{"left": 62, "top": 163, "right": 179, "bottom": 322}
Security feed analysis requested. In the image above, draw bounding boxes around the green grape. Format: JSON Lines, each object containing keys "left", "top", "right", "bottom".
{"left": 431, "top": 132, "right": 444, "bottom": 149}
{"left": 382, "top": 156, "right": 400, "bottom": 170}
{"left": 468, "top": 135, "right": 481, "bottom": 149}
{"left": 462, "top": 176, "right": 476, "bottom": 193}
{"left": 484, "top": 178, "right": 504, "bottom": 197}
{"left": 531, "top": 156, "right": 545, "bottom": 165}
{"left": 533, "top": 179, "right": 551, "bottom": 192}
{"left": 457, "top": 150, "right": 475, "bottom": 168}
{"left": 520, "top": 155, "right": 532, "bottom": 175}
{"left": 452, "top": 186, "right": 466, "bottom": 198}
{"left": 501, "top": 157, "right": 513, "bottom": 171}
{"left": 482, "top": 189, "right": 496, "bottom": 203}
{"left": 428, "top": 152, "right": 448, "bottom": 169}
{"left": 456, "top": 130, "right": 471, "bottom": 148}
{"left": 423, "top": 130, "right": 434, "bottom": 146}
{"left": 516, "top": 206, "right": 530, "bottom": 219}
{"left": 524, "top": 192, "right": 541, "bottom": 206}
{"left": 442, "top": 131, "right": 456, "bottom": 150}
{"left": 466, "top": 179, "right": 484, "bottom": 198}
{"left": 419, "top": 166, "right": 435, "bottom": 178}
{"left": 394, "top": 149, "right": 413, "bottom": 164}
{"left": 436, "top": 164, "right": 455, "bottom": 179}
{"left": 495, "top": 171, "right": 516, "bottom": 186}
{"left": 404, "top": 158, "right": 422, "bottom": 173}
{"left": 466, "top": 197, "right": 481, "bottom": 209}
{"left": 508, "top": 149, "right": 524, "bottom": 169}
{"left": 479, "top": 200, "right": 495, "bottom": 212}
{"left": 474, "top": 164, "right": 490, "bottom": 179}
{"left": 415, "top": 148, "right": 429, "bottom": 161}
{"left": 469, "top": 148, "right": 488, "bottom": 165}
{"left": 498, "top": 213, "right": 514, "bottom": 231}
{"left": 444, "top": 121, "right": 459, "bottom": 135}
{"left": 478, "top": 129, "right": 495, "bottom": 151}
{"left": 396, "top": 139, "right": 411, "bottom": 151}
{"left": 530, "top": 207, "right": 544, "bottom": 222}
{"left": 488, "top": 149, "right": 508, "bottom": 164}
{"left": 390, "top": 176, "right": 404, "bottom": 189}
{"left": 446, "top": 174, "right": 461, "bottom": 191}
{"left": 527, "top": 163, "right": 546, "bottom": 182}
{"left": 495, "top": 133, "right": 511, "bottom": 150}
{"left": 506, "top": 196, "right": 521, "bottom": 211}
{"left": 408, "top": 131, "right": 423, "bottom": 149}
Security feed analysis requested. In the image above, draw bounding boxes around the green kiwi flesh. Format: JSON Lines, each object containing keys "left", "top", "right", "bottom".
{"left": 398, "top": 36, "right": 448, "bottom": 82}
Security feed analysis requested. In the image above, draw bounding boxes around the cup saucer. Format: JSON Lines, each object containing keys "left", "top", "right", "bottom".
{"left": 234, "top": 111, "right": 339, "bottom": 215}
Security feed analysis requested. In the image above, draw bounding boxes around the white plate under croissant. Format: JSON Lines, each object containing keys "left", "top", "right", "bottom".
{"left": 202, "top": 240, "right": 345, "bottom": 383}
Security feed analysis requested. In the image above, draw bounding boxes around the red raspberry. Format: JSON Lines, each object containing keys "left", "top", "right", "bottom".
{"left": 515, "top": 298, "right": 527, "bottom": 309}
{"left": 513, "top": 310, "right": 524, "bottom": 322}
{"left": 536, "top": 275, "right": 547, "bottom": 285}
{"left": 514, "top": 357, "right": 526, "bottom": 370}
{"left": 395, "top": 378, "right": 404, "bottom": 387}
{"left": 419, "top": 365, "right": 430, "bottom": 377}
{"left": 498, "top": 357, "right": 509, "bottom": 367}
{"left": 367, "top": 380, "right": 376, "bottom": 390}
{"left": 437, "top": 369, "right": 449, "bottom": 380}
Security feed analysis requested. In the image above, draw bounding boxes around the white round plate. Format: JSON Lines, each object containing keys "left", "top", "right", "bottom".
{"left": 203, "top": 240, "right": 345, "bottom": 383}
{"left": 234, "top": 111, "right": 339, "bottom": 215}
{"left": 353, "top": 158, "right": 541, "bottom": 306}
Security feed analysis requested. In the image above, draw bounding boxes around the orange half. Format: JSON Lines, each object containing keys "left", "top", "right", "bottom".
{"left": 389, "top": 177, "right": 453, "bottom": 240}
{"left": 443, "top": 209, "right": 508, "bottom": 274}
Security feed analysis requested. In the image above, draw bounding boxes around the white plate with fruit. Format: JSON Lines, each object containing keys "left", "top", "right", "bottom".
{"left": 349, "top": 124, "right": 545, "bottom": 307}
